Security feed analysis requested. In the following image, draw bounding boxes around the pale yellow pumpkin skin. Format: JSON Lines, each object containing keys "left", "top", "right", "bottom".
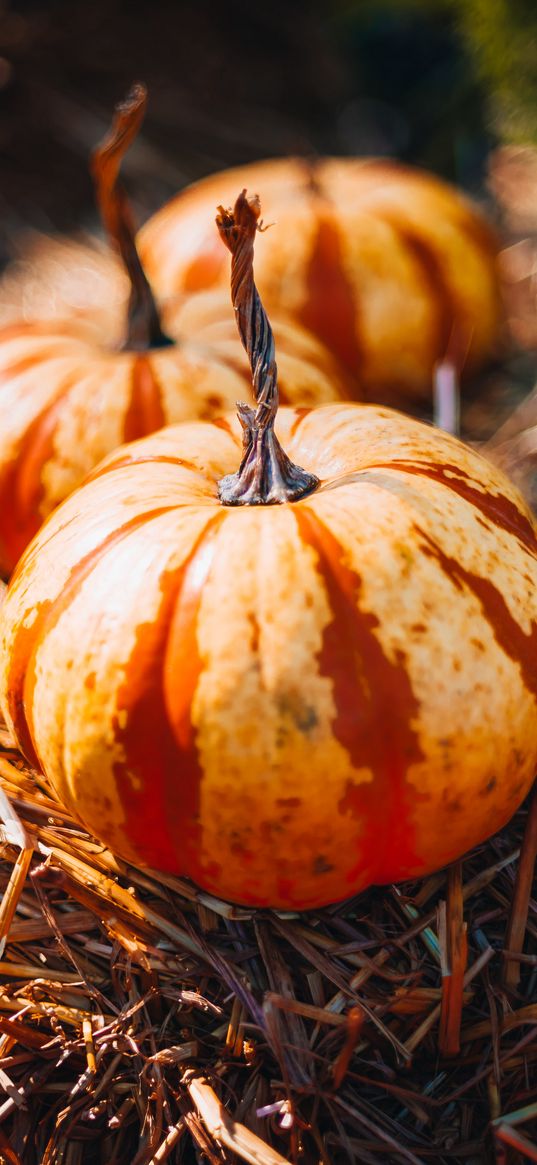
{"left": 138, "top": 157, "right": 502, "bottom": 401}
{"left": 1, "top": 403, "right": 536, "bottom": 909}
{"left": 0, "top": 288, "right": 348, "bottom": 576}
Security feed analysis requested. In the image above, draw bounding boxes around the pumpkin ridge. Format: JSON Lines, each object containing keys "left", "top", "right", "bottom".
{"left": 366, "top": 459, "right": 537, "bottom": 554}
{"left": 111, "top": 512, "right": 225, "bottom": 875}
{"left": 0, "top": 344, "right": 81, "bottom": 382}
{"left": 5, "top": 504, "right": 180, "bottom": 769}
{"left": 87, "top": 453, "right": 207, "bottom": 482}
{"left": 0, "top": 368, "right": 91, "bottom": 574}
{"left": 288, "top": 407, "right": 313, "bottom": 439}
{"left": 182, "top": 245, "right": 227, "bottom": 294}
{"left": 123, "top": 354, "right": 166, "bottom": 442}
{"left": 453, "top": 204, "right": 500, "bottom": 267}
{"left": 298, "top": 213, "right": 363, "bottom": 379}
{"left": 294, "top": 505, "right": 425, "bottom": 884}
{"left": 414, "top": 525, "right": 537, "bottom": 701}
{"left": 379, "top": 217, "right": 455, "bottom": 368}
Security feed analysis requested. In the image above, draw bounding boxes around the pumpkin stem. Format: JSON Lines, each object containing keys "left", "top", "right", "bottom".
{"left": 91, "top": 83, "right": 173, "bottom": 352}
{"left": 216, "top": 191, "right": 319, "bottom": 505}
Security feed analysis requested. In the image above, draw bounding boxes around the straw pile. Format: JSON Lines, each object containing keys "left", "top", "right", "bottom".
{"left": 0, "top": 712, "right": 535, "bottom": 1164}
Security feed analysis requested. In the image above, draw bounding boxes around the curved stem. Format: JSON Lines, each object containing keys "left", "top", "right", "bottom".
{"left": 91, "top": 83, "right": 172, "bottom": 351}
{"left": 216, "top": 191, "right": 319, "bottom": 506}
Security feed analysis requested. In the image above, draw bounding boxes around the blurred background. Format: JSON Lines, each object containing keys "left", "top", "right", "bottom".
{"left": 2, "top": 0, "right": 537, "bottom": 461}
{"left": 0, "top": 0, "right": 535, "bottom": 263}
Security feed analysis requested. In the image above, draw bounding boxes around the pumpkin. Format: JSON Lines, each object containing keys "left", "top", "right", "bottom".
{"left": 0, "top": 233, "right": 128, "bottom": 346}
{"left": 138, "top": 156, "right": 502, "bottom": 402}
{"left": 0, "top": 87, "right": 347, "bottom": 577}
{"left": 1, "top": 191, "right": 536, "bottom": 911}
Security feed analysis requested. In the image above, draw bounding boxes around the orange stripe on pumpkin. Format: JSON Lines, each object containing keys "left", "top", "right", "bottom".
{"left": 111, "top": 513, "right": 225, "bottom": 876}
{"left": 0, "top": 374, "right": 81, "bottom": 576}
{"left": 415, "top": 525, "right": 537, "bottom": 701}
{"left": 367, "top": 460, "right": 537, "bottom": 554}
{"left": 289, "top": 407, "right": 312, "bottom": 438}
{"left": 387, "top": 222, "right": 455, "bottom": 365}
{"left": 295, "top": 506, "right": 425, "bottom": 885}
{"left": 298, "top": 216, "right": 362, "bottom": 377}
{"left": 5, "top": 506, "right": 179, "bottom": 769}
{"left": 0, "top": 345, "right": 70, "bottom": 381}
{"left": 123, "top": 355, "right": 166, "bottom": 442}
{"left": 87, "top": 454, "right": 204, "bottom": 482}
{"left": 181, "top": 241, "right": 227, "bottom": 294}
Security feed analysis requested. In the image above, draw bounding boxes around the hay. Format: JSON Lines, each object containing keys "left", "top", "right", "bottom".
{"left": 0, "top": 716, "right": 535, "bottom": 1164}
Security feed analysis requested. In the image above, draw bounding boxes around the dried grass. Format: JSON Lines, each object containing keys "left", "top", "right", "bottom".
{"left": 0, "top": 717, "right": 535, "bottom": 1164}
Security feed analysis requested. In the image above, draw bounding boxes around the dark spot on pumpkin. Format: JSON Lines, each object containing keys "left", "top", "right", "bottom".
{"left": 481, "top": 777, "right": 497, "bottom": 796}
{"left": 248, "top": 611, "right": 260, "bottom": 654}
{"left": 230, "top": 841, "right": 254, "bottom": 861}
{"left": 313, "top": 854, "right": 334, "bottom": 875}
{"left": 85, "top": 672, "right": 96, "bottom": 690}
{"left": 446, "top": 798, "right": 462, "bottom": 812}
{"left": 206, "top": 394, "right": 224, "bottom": 410}
{"left": 276, "top": 797, "right": 302, "bottom": 809}
{"left": 295, "top": 705, "right": 318, "bottom": 733}
{"left": 411, "top": 623, "right": 427, "bottom": 634}
{"left": 470, "top": 638, "right": 485, "bottom": 652}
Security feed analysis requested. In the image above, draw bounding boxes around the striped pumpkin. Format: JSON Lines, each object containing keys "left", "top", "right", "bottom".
{"left": 2, "top": 402, "right": 536, "bottom": 909}
{"left": 0, "top": 289, "right": 347, "bottom": 576}
{"left": 138, "top": 157, "right": 502, "bottom": 402}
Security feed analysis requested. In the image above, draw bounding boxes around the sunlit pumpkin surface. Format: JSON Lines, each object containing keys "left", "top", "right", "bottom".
{"left": 1, "top": 403, "right": 537, "bottom": 909}
{"left": 139, "top": 158, "right": 502, "bottom": 400}
{"left": 0, "top": 291, "right": 348, "bottom": 576}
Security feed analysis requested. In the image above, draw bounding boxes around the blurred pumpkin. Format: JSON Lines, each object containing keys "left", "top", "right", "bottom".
{"left": 138, "top": 156, "right": 502, "bottom": 403}
{"left": 0, "top": 233, "right": 127, "bottom": 346}
{"left": 2, "top": 193, "right": 535, "bottom": 910}
{"left": 0, "top": 87, "right": 347, "bottom": 577}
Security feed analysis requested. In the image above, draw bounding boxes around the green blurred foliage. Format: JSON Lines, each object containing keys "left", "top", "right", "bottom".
{"left": 329, "top": 0, "right": 537, "bottom": 145}
{"left": 451, "top": 0, "right": 537, "bottom": 143}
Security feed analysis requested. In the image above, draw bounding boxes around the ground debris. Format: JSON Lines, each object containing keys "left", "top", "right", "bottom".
{"left": 0, "top": 718, "right": 535, "bottom": 1164}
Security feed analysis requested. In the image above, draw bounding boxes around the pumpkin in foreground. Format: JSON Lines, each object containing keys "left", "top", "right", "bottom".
{"left": 139, "top": 155, "right": 502, "bottom": 401}
{"left": 1, "top": 192, "right": 536, "bottom": 910}
{"left": 0, "top": 88, "right": 346, "bottom": 577}
{"left": 1, "top": 401, "right": 537, "bottom": 908}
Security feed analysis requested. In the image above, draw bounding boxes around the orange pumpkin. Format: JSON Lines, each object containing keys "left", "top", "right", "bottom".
{"left": 0, "top": 88, "right": 347, "bottom": 576}
{"left": 0, "top": 233, "right": 128, "bottom": 346}
{"left": 139, "top": 156, "right": 502, "bottom": 402}
{"left": 1, "top": 193, "right": 536, "bottom": 910}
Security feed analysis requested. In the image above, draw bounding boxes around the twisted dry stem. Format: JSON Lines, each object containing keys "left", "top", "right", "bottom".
{"left": 216, "top": 191, "right": 319, "bottom": 506}
{"left": 91, "top": 83, "right": 172, "bottom": 352}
